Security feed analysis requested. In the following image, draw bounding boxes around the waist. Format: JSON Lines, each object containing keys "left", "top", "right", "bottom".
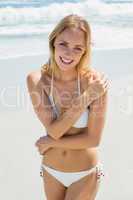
{"left": 42, "top": 147, "right": 99, "bottom": 172}
{"left": 43, "top": 146, "right": 98, "bottom": 155}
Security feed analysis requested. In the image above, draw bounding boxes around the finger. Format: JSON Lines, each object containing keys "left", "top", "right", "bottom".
{"left": 39, "top": 136, "right": 44, "bottom": 140}
{"left": 102, "top": 78, "right": 108, "bottom": 86}
{"left": 87, "top": 74, "right": 93, "bottom": 84}
{"left": 40, "top": 151, "right": 44, "bottom": 155}
{"left": 94, "top": 72, "right": 105, "bottom": 82}
{"left": 35, "top": 139, "right": 41, "bottom": 145}
{"left": 92, "top": 73, "right": 98, "bottom": 80}
{"left": 93, "top": 71, "right": 101, "bottom": 80}
{"left": 106, "top": 81, "right": 110, "bottom": 90}
{"left": 99, "top": 73, "right": 107, "bottom": 82}
{"left": 103, "top": 81, "right": 109, "bottom": 91}
{"left": 104, "top": 77, "right": 110, "bottom": 86}
{"left": 100, "top": 75, "right": 108, "bottom": 85}
{"left": 89, "top": 74, "right": 94, "bottom": 82}
{"left": 35, "top": 137, "right": 42, "bottom": 144}
{"left": 40, "top": 149, "right": 46, "bottom": 155}
{"left": 103, "top": 77, "right": 108, "bottom": 85}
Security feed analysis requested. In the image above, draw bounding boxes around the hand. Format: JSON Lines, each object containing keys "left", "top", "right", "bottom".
{"left": 35, "top": 135, "right": 53, "bottom": 155}
{"left": 85, "top": 71, "right": 109, "bottom": 101}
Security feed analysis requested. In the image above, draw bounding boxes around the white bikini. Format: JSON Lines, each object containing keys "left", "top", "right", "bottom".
{"left": 48, "top": 69, "right": 89, "bottom": 128}
{"left": 40, "top": 70, "right": 105, "bottom": 187}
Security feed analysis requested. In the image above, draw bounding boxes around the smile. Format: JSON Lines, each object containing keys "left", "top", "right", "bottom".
{"left": 60, "top": 56, "right": 73, "bottom": 64}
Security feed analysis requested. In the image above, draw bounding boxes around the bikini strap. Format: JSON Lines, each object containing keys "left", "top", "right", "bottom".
{"left": 49, "top": 70, "right": 60, "bottom": 118}
{"left": 50, "top": 69, "right": 54, "bottom": 96}
{"left": 77, "top": 71, "right": 81, "bottom": 95}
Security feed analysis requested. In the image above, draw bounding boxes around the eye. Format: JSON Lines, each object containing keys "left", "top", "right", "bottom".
{"left": 59, "top": 42, "right": 66, "bottom": 46}
{"left": 75, "top": 47, "right": 82, "bottom": 51}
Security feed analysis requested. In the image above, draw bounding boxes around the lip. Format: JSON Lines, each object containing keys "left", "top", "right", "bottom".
{"left": 60, "top": 56, "right": 73, "bottom": 64}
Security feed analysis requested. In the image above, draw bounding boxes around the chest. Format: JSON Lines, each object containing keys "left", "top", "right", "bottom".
{"left": 44, "top": 74, "right": 88, "bottom": 113}
{"left": 56, "top": 80, "right": 88, "bottom": 112}
{"left": 44, "top": 74, "right": 89, "bottom": 135}
{"left": 55, "top": 85, "right": 78, "bottom": 112}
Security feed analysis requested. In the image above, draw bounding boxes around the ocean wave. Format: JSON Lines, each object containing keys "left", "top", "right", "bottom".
{"left": 103, "top": 0, "right": 133, "bottom": 3}
{"left": 0, "top": 24, "right": 53, "bottom": 37}
{"left": 0, "top": 0, "right": 133, "bottom": 28}
{"left": 0, "top": 0, "right": 81, "bottom": 8}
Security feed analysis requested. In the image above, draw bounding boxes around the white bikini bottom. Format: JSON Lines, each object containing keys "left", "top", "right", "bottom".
{"left": 40, "top": 162, "right": 105, "bottom": 187}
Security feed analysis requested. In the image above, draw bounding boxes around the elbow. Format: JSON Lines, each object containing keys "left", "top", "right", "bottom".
{"left": 52, "top": 135, "right": 61, "bottom": 140}
{"left": 94, "top": 140, "right": 100, "bottom": 147}
{"left": 47, "top": 132, "right": 59, "bottom": 140}
{"left": 47, "top": 129, "right": 61, "bottom": 140}
{"left": 46, "top": 123, "right": 64, "bottom": 140}
{"left": 89, "top": 135, "right": 101, "bottom": 148}
{"left": 47, "top": 122, "right": 67, "bottom": 140}
{"left": 94, "top": 136, "right": 102, "bottom": 147}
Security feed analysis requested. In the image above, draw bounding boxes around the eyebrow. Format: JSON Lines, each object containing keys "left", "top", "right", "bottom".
{"left": 59, "top": 40, "right": 85, "bottom": 48}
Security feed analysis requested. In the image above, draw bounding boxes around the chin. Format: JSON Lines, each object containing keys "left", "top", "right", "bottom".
{"left": 59, "top": 64, "right": 76, "bottom": 71}
{"left": 57, "top": 61, "right": 75, "bottom": 71}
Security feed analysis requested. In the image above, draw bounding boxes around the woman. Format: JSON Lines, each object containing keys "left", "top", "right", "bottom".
{"left": 27, "top": 14, "right": 109, "bottom": 200}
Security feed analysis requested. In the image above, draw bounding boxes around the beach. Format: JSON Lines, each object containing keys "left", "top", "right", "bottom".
{"left": 1, "top": 0, "right": 133, "bottom": 199}
{"left": 0, "top": 47, "right": 133, "bottom": 200}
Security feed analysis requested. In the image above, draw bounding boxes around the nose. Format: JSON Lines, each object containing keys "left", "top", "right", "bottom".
{"left": 64, "top": 48, "right": 73, "bottom": 56}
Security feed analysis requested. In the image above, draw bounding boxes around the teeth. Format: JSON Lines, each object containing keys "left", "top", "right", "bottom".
{"left": 60, "top": 57, "right": 73, "bottom": 64}
{"left": 62, "top": 58, "right": 72, "bottom": 63}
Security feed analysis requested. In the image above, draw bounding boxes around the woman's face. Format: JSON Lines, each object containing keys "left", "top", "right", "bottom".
{"left": 53, "top": 27, "right": 86, "bottom": 72}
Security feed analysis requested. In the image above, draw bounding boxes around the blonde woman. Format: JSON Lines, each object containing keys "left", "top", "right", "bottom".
{"left": 27, "top": 14, "right": 109, "bottom": 200}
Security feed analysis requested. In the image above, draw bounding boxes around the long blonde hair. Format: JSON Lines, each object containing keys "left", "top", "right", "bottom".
{"left": 41, "top": 14, "right": 92, "bottom": 77}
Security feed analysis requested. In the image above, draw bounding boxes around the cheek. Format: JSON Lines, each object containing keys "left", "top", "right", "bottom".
{"left": 54, "top": 49, "right": 61, "bottom": 60}
{"left": 75, "top": 54, "right": 83, "bottom": 63}
{"left": 54, "top": 51, "right": 59, "bottom": 62}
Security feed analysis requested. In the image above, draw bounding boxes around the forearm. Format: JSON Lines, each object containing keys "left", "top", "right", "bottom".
{"left": 50, "top": 130, "right": 98, "bottom": 150}
{"left": 48, "top": 90, "right": 93, "bottom": 140}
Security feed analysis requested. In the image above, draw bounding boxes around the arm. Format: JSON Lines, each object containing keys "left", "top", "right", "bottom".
{"left": 26, "top": 72, "right": 93, "bottom": 140}
{"left": 48, "top": 91, "right": 108, "bottom": 149}
{"left": 47, "top": 90, "right": 92, "bottom": 140}
{"left": 50, "top": 130, "right": 97, "bottom": 149}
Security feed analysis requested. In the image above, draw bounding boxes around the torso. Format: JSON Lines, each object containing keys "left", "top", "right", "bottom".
{"left": 38, "top": 69, "right": 99, "bottom": 172}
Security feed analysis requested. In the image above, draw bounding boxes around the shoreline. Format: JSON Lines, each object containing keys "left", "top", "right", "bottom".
{"left": 0, "top": 46, "right": 133, "bottom": 60}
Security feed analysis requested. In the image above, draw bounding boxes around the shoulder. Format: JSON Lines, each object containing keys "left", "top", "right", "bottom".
{"left": 26, "top": 70, "right": 51, "bottom": 95}
{"left": 26, "top": 69, "right": 50, "bottom": 86}
{"left": 26, "top": 71, "right": 42, "bottom": 95}
{"left": 81, "top": 67, "right": 105, "bottom": 79}
{"left": 26, "top": 70, "right": 41, "bottom": 84}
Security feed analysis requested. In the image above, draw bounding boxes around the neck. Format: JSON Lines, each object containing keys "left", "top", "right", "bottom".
{"left": 55, "top": 68, "right": 78, "bottom": 82}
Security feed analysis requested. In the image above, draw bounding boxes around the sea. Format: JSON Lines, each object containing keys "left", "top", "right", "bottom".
{"left": 0, "top": 0, "right": 133, "bottom": 58}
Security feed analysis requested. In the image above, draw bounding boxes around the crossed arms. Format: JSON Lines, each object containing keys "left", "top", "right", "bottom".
{"left": 27, "top": 71, "right": 108, "bottom": 150}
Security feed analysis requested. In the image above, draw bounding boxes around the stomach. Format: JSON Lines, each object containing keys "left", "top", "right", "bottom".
{"left": 42, "top": 127, "right": 99, "bottom": 172}
{"left": 42, "top": 147, "right": 99, "bottom": 172}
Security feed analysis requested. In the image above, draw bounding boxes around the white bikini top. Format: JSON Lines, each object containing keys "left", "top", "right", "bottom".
{"left": 48, "top": 70, "right": 89, "bottom": 128}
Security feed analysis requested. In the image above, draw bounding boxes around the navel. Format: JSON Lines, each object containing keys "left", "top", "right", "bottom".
{"left": 62, "top": 150, "right": 67, "bottom": 156}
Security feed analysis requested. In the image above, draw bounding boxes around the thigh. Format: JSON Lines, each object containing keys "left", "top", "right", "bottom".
{"left": 64, "top": 170, "right": 100, "bottom": 200}
{"left": 42, "top": 169, "right": 67, "bottom": 200}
